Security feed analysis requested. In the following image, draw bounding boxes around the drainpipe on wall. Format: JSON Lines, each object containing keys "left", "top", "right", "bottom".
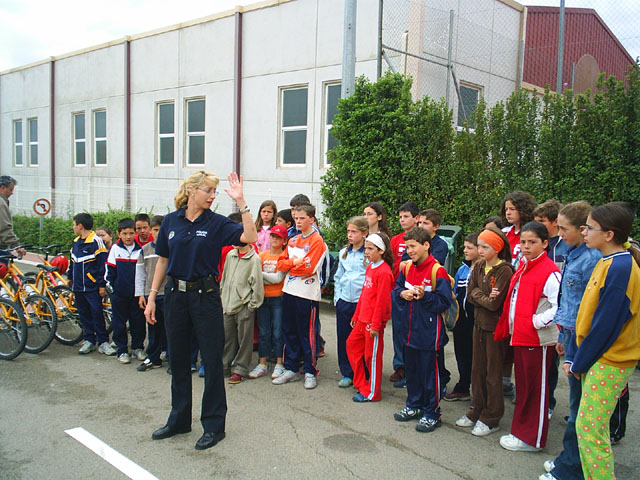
{"left": 232, "top": 11, "right": 243, "bottom": 183}
{"left": 125, "top": 38, "right": 132, "bottom": 210}
{"left": 50, "top": 58, "right": 56, "bottom": 215}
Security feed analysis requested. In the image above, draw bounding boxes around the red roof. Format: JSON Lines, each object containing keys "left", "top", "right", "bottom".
{"left": 523, "top": 6, "right": 635, "bottom": 91}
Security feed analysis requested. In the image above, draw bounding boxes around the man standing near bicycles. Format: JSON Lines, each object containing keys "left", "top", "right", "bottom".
{"left": 0, "top": 176, "right": 26, "bottom": 256}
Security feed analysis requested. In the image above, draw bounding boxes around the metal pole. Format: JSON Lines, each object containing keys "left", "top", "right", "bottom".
{"left": 342, "top": 0, "right": 357, "bottom": 98}
{"left": 446, "top": 9, "right": 454, "bottom": 108}
{"left": 571, "top": 61, "right": 576, "bottom": 90}
{"left": 377, "top": 0, "right": 383, "bottom": 80}
{"left": 556, "top": 0, "right": 565, "bottom": 93}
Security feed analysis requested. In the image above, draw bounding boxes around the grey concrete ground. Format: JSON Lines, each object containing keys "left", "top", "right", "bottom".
{"left": 1, "top": 302, "right": 639, "bottom": 480}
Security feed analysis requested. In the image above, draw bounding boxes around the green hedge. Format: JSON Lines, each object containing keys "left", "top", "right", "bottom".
{"left": 321, "top": 69, "right": 640, "bottom": 253}
{"left": 13, "top": 208, "right": 142, "bottom": 253}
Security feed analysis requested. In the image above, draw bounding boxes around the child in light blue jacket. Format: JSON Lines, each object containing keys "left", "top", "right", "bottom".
{"left": 333, "top": 216, "right": 368, "bottom": 388}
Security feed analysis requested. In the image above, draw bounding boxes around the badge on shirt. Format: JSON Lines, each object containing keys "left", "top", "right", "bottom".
{"left": 168, "top": 231, "right": 175, "bottom": 240}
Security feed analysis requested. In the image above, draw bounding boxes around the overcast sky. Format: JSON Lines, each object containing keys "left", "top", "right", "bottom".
{"left": 0, "top": 0, "right": 638, "bottom": 72}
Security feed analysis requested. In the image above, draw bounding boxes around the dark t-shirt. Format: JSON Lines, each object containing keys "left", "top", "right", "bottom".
{"left": 155, "top": 207, "right": 243, "bottom": 280}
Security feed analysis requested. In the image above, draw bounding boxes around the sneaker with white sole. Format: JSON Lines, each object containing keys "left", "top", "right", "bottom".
{"left": 110, "top": 340, "right": 117, "bottom": 348}
{"left": 160, "top": 351, "right": 168, "bottom": 361}
{"left": 394, "top": 407, "right": 423, "bottom": 422}
{"left": 543, "top": 460, "right": 555, "bottom": 473}
{"left": 248, "top": 364, "right": 267, "bottom": 379}
{"left": 471, "top": 420, "right": 500, "bottom": 437}
{"left": 78, "top": 340, "right": 96, "bottom": 354}
{"left": 132, "top": 349, "right": 146, "bottom": 361}
{"left": 98, "top": 341, "right": 116, "bottom": 356}
{"left": 338, "top": 377, "right": 353, "bottom": 388}
{"left": 415, "top": 416, "right": 442, "bottom": 433}
{"left": 137, "top": 358, "right": 161, "bottom": 372}
{"left": 118, "top": 353, "right": 131, "bottom": 364}
{"left": 539, "top": 473, "right": 556, "bottom": 480}
{"left": 304, "top": 373, "right": 317, "bottom": 389}
{"left": 499, "top": 434, "right": 541, "bottom": 452}
{"left": 455, "top": 415, "right": 475, "bottom": 427}
{"left": 272, "top": 369, "right": 301, "bottom": 385}
{"left": 271, "top": 364, "right": 285, "bottom": 379}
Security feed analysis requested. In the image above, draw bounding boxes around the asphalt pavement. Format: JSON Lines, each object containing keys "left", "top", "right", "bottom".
{"left": 1, "top": 302, "right": 639, "bottom": 480}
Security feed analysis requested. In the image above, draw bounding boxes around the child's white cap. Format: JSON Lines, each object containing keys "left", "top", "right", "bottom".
{"left": 366, "top": 233, "right": 386, "bottom": 252}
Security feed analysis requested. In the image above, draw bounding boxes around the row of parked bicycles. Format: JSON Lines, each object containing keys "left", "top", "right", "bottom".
{"left": 0, "top": 244, "right": 112, "bottom": 360}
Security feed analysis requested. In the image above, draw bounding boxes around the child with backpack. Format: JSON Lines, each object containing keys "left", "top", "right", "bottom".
{"left": 334, "top": 217, "right": 369, "bottom": 388}
{"left": 346, "top": 233, "right": 394, "bottom": 402}
{"left": 392, "top": 227, "right": 451, "bottom": 433}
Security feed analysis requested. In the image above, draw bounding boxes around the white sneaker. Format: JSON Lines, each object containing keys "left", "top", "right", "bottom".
{"left": 539, "top": 473, "right": 556, "bottom": 480}
{"left": 304, "top": 373, "right": 317, "bottom": 389}
{"left": 272, "top": 369, "right": 301, "bottom": 385}
{"left": 455, "top": 415, "right": 475, "bottom": 427}
{"left": 499, "top": 434, "right": 541, "bottom": 452}
{"left": 248, "top": 364, "right": 267, "bottom": 379}
{"left": 543, "top": 460, "right": 555, "bottom": 473}
{"left": 132, "top": 348, "right": 146, "bottom": 361}
{"left": 160, "top": 351, "right": 168, "bottom": 361}
{"left": 78, "top": 340, "right": 95, "bottom": 354}
{"left": 110, "top": 340, "right": 117, "bottom": 348}
{"left": 271, "top": 364, "right": 285, "bottom": 379}
{"left": 118, "top": 353, "right": 131, "bottom": 364}
{"left": 98, "top": 341, "right": 116, "bottom": 356}
{"left": 471, "top": 420, "right": 500, "bottom": 437}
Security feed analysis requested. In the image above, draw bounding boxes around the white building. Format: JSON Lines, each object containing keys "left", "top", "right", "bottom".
{"left": 0, "top": 0, "right": 524, "bottom": 218}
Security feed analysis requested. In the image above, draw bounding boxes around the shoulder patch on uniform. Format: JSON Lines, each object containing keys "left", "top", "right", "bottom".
{"left": 168, "top": 231, "right": 175, "bottom": 240}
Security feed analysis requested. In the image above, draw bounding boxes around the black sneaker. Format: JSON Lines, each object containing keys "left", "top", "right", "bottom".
{"left": 415, "top": 416, "right": 442, "bottom": 433}
{"left": 394, "top": 407, "right": 423, "bottom": 422}
{"left": 137, "top": 359, "right": 161, "bottom": 372}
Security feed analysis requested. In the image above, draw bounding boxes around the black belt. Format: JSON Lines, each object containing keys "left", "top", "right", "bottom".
{"left": 171, "top": 276, "right": 217, "bottom": 293}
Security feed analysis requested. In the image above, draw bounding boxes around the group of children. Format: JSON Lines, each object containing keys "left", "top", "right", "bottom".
{"left": 332, "top": 193, "right": 639, "bottom": 480}
{"left": 68, "top": 191, "right": 640, "bottom": 480}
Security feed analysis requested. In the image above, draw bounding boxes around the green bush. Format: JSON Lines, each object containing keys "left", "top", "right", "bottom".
{"left": 322, "top": 67, "right": 640, "bottom": 258}
{"left": 13, "top": 208, "right": 145, "bottom": 253}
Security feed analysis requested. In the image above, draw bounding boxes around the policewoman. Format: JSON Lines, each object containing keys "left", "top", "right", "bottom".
{"left": 144, "top": 171, "right": 257, "bottom": 450}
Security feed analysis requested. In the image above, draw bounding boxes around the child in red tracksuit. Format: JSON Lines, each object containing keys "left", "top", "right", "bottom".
{"left": 346, "top": 233, "right": 394, "bottom": 402}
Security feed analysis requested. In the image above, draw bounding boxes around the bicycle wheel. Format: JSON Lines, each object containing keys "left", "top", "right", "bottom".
{"left": 51, "top": 285, "right": 83, "bottom": 346}
{"left": 0, "top": 297, "right": 27, "bottom": 360}
{"left": 23, "top": 293, "right": 57, "bottom": 354}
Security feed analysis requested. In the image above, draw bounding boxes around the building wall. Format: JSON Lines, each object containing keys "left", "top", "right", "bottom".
{"left": 1, "top": 0, "right": 521, "bottom": 220}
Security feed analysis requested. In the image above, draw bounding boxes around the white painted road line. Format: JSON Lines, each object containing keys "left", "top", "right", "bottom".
{"left": 65, "top": 427, "right": 159, "bottom": 480}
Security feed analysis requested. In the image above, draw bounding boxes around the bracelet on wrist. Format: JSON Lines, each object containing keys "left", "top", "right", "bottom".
{"left": 150, "top": 288, "right": 159, "bottom": 294}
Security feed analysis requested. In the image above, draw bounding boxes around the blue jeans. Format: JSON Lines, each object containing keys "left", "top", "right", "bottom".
{"left": 552, "top": 327, "right": 583, "bottom": 480}
{"left": 257, "top": 296, "right": 283, "bottom": 359}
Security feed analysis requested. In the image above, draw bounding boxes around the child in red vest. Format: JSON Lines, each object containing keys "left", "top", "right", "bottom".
{"left": 495, "top": 221, "right": 561, "bottom": 452}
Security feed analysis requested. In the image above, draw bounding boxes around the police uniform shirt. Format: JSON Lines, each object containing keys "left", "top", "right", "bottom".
{"left": 156, "top": 207, "right": 244, "bottom": 281}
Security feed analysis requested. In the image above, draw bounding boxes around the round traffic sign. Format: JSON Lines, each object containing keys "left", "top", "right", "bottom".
{"left": 33, "top": 198, "right": 51, "bottom": 216}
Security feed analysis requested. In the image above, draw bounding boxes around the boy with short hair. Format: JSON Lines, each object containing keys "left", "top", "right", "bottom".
{"left": 221, "top": 237, "right": 264, "bottom": 384}
{"left": 134, "top": 213, "right": 153, "bottom": 246}
{"left": 107, "top": 217, "right": 146, "bottom": 364}
{"left": 392, "top": 227, "right": 451, "bottom": 433}
{"left": 70, "top": 213, "right": 114, "bottom": 355}
{"left": 389, "top": 201, "right": 419, "bottom": 384}
{"left": 274, "top": 204, "right": 328, "bottom": 389}
{"left": 418, "top": 209, "right": 449, "bottom": 268}
{"left": 136, "top": 215, "right": 168, "bottom": 372}
{"left": 533, "top": 199, "right": 569, "bottom": 268}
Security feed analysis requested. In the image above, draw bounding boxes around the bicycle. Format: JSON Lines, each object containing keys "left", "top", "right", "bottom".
{"left": 0, "top": 249, "right": 56, "bottom": 354}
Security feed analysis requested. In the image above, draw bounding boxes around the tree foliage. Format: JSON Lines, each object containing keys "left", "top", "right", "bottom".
{"left": 321, "top": 68, "right": 640, "bottom": 251}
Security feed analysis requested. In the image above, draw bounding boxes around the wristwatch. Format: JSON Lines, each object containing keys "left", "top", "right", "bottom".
{"left": 238, "top": 205, "right": 250, "bottom": 214}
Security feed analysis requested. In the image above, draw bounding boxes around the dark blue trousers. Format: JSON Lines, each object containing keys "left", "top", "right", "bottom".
{"left": 335, "top": 299, "right": 356, "bottom": 379}
{"left": 145, "top": 296, "right": 166, "bottom": 365}
{"left": 405, "top": 346, "right": 441, "bottom": 420}
{"left": 391, "top": 296, "right": 405, "bottom": 371}
{"left": 111, "top": 293, "right": 146, "bottom": 355}
{"left": 75, "top": 290, "right": 108, "bottom": 344}
{"left": 282, "top": 293, "right": 318, "bottom": 376}
{"left": 164, "top": 283, "right": 226, "bottom": 433}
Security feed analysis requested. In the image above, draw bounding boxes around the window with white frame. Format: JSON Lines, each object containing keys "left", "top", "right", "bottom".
{"left": 93, "top": 110, "right": 107, "bottom": 165}
{"left": 280, "top": 86, "right": 308, "bottom": 166}
{"left": 28, "top": 118, "right": 38, "bottom": 166}
{"left": 457, "top": 83, "right": 482, "bottom": 128}
{"left": 13, "top": 120, "right": 23, "bottom": 166}
{"left": 73, "top": 112, "right": 86, "bottom": 166}
{"left": 323, "top": 83, "right": 341, "bottom": 165}
{"left": 186, "top": 98, "right": 205, "bottom": 165}
{"left": 157, "top": 102, "right": 175, "bottom": 166}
